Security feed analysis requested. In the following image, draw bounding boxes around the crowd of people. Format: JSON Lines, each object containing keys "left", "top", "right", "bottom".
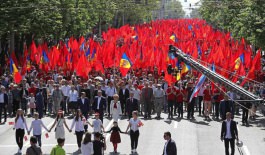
{"left": 0, "top": 66, "right": 264, "bottom": 154}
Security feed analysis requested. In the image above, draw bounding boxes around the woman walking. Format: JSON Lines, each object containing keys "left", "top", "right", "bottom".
{"left": 49, "top": 110, "right": 70, "bottom": 139}
{"left": 81, "top": 132, "right": 94, "bottom": 155}
{"left": 70, "top": 109, "right": 86, "bottom": 153}
{"left": 13, "top": 109, "right": 29, "bottom": 154}
{"left": 110, "top": 94, "right": 122, "bottom": 121}
{"left": 125, "top": 111, "right": 143, "bottom": 154}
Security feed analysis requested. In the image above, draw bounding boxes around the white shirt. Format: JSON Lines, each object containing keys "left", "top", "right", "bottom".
{"left": 132, "top": 88, "right": 141, "bottom": 101}
{"left": 68, "top": 90, "right": 78, "bottom": 102}
{"left": 106, "top": 87, "right": 116, "bottom": 97}
{"left": 29, "top": 97, "right": 35, "bottom": 103}
{"left": 81, "top": 142, "right": 94, "bottom": 155}
{"left": 164, "top": 140, "right": 169, "bottom": 155}
{"left": 0, "top": 93, "right": 4, "bottom": 103}
{"left": 29, "top": 119, "right": 49, "bottom": 135}
{"left": 225, "top": 120, "right": 232, "bottom": 139}
{"left": 154, "top": 88, "right": 164, "bottom": 98}
{"left": 61, "top": 85, "right": 71, "bottom": 97}
{"left": 93, "top": 119, "right": 102, "bottom": 133}
{"left": 14, "top": 117, "right": 28, "bottom": 131}
{"left": 97, "top": 97, "right": 101, "bottom": 109}
{"left": 129, "top": 118, "right": 141, "bottom": 132}
{"left": 81, "top": 98, "right": 85, "bottom": 104}
{"left": 71, "top": 117, "right": 85, "bottom": 132}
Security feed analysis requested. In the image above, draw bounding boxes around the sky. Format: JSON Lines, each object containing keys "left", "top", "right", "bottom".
{"left": 178, "top": 0, "right": 201, "bottom": 16}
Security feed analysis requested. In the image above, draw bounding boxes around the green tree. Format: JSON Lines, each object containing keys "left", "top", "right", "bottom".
{"left": 199, "top": 0, "right": 265, "bottom": 49}
{"left": 164, "top": 0, "right": 185, "bottom": 19}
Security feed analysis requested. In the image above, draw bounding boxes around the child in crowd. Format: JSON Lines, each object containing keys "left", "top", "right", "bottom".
{"left": 28, "top": 93, "right": 36, "bottom": 116}
{"left": 28, "top": 112, "right": 49, "bottom": 147}
{"left": 105, "top": 121, "right": 124, "bottom": 153}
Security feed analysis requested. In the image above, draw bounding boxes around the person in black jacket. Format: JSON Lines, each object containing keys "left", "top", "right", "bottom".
{"left": 78, "top": 92, "right": 90, "bottom": 132}
{"left": 93, "top": 91, "right": 106, "bottom": 123}
{"left": 93, "top": 132, "right": 106, "bottom": 155}
{"left": 126, "top": 91, "right": 138, "bottom": 119}
{"left": 118, "top": 84, "right": 129, "bottom": 115}
{"left": 220, "top": 112, "right": 239, "bottom": 155}
{"left": 0, "top": 86, "right": 8, "bottom": 124}
{"left": 163, "top": 131, "right": 177, "bottom": 155}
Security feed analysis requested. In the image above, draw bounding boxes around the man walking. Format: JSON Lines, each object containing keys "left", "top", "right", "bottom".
{"left": 220, "top": 112, "right": 239, "bottom": 155}
{"left": 141, "top": 82, "right": 153, "bottom": 119}
{"left": 163, "top": 131, "right": 177, "bottom": 155}
{"left": 154, "top": 84, "right": 164, "bottom": 119}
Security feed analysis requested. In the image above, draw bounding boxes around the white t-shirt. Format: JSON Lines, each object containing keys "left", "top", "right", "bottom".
{"left": 129, "top": 118, "right": 141, "bottom": 132}
{"left": 93, "top": 119, "right": 102, "bottom": 133}
{"left": 81, "top": 142, "right": 94, "bottom": 155}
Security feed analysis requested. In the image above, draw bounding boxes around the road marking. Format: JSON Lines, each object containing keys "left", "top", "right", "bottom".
{"left": 174, "top": 121, "right": 178, "bottom": 128}
{"left": 0, "top": 143, "right": 78, "bottom": 148}
{"left": 104, "top": 119, "right": 117, "bottom": 141}
{"left": 242, "top": 145, "right": 251, "bottom": 155}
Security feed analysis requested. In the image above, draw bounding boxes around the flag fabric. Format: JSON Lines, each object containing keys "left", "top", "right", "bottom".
{"left": 234, "top": 53, "right": 244, "bottom": 70}
{"left": 10, "top": 58, "right": 22, "bottom": 84}
{"left": 120, "top": 53, "right": 132, "bottom": 77}
{"left": 189, "top": 74, "right": 206, "bottom": 103}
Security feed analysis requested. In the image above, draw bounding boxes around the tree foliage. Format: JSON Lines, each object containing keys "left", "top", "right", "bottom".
{"left": 0, "top": 0, "right": 185, "bottom": 54}
{"left": 199, "top": 0, "right": 265, "bottom": 49}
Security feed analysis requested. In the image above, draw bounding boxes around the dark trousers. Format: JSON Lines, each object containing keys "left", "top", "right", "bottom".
{"left": 75, "top": 131, "right": 84, "bottom": 148}
{"left": 215, "top": 102, "right": 220, "bottom": 118}
{"left": 242, "top": 108, "right": 249, "bottom": 123}
{"left": 0, "top": 104, "right": 7, "bottom": 123}
{"left": 34, "top": 134, "right": 42, "bottom": 147}
{"left": 43, "top": 98, "right": 47, "bottom": 114}
{"left": 37, "top": 106, "right": 43, "bottom": 119}
{"left": 21, "top": 98, "right": 27, "bottom": 114}
{"left": 120, "top": 99, "right": 126, "bottom": 114}
{"left": 198, "top": 96, "right": 203, "bottom": 115}
{"left": 177, "top": 102, "right": 183, "bottom": 117}
{"left": 144, "top": 100, "right": 151, "bottom": 117}
{"left": 224, "top": 138, "right": 235, "bottom": 155}
{"left": 167, "top": 100, "right": 174, "bottom": 118}
{"left": 108, "top": 97, "right": 113, "bottom": 115}
{"left": 13, "top": 100, "right": 20, "bottom": 114}
{"left": 62, "top": 96, "right": 68, "bottom": 114}
{"left": 16, "top": 129, "right": 25, "bottom": 150}
{"left": 187, "top": 99, "right": 195, "bottom": 118}
{"left": 130, "top": 130, "right": 139, "bottom": 150}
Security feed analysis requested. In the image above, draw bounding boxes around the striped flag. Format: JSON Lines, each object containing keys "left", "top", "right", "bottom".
{"left": 189, "top": 74, "right": 206, "bottom": 103}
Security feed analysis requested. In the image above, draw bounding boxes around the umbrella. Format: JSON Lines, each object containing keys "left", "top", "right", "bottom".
{"left": 95, "top": 76, "right": 103, "bottom": 81}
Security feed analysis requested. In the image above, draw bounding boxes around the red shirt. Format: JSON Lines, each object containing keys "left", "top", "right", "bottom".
{"left": 28, "top": 87, "right": 37, "bottom": 96}
{"left": 138, "top": 85, "right": 144, "bottom": 90}
{"left": 176, "top": 89, "right": 184, "bottom": 102}
{"left": 203, "top": 89, "right": 212, "bottom": 101}
{"left": 166, "top": 87, "right": 176, "bottom": 101}
{"left": 217, "top": 93, "right": 224, "bottom": 102}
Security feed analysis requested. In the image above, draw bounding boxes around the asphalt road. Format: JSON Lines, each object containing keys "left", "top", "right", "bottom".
{"left": 0, "top": 110, "right": 264, "bottom": 155}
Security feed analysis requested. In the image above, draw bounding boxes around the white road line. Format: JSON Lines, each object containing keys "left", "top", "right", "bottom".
{"left": 242, "top": 145, "right": 251, "bottom": 155}
{"left": 174, "top": 121, "right": 178, "bottom": 128}
{"left": 0, "top": 144, "right": 78, "bottom": 148}
{"left": 104, "top": 119, "right": 117, "bottom": 141}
